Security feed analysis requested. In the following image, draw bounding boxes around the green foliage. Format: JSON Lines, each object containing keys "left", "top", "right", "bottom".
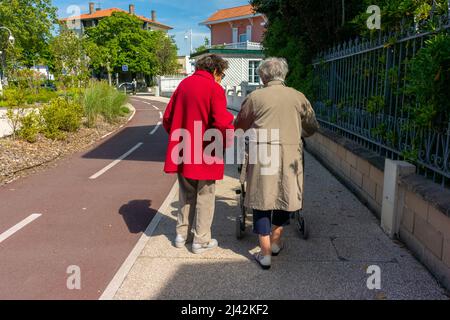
{"left": 83, "top": 81, "right": 128, "bottom": 127}
{"left": 1, "top": 87, "right": 28, "bottom": 107}
{"left": 404, "top": 33, "right": 450, "bottom": 130}
{"left": 40, "top": 97, "right": 83, "bottom": 139}
{"left": 367, "top": 96, "right": 385, "bottom": 114}
{"left": 18, "top": 110, "right": 42, "bottom": 143}
{"left": 0, "top": 86, "right": 58, "bottom": 107}
{"left": 84, "top": 12, "right": 177, "bottom": 79}
{"left": 156, "top": 34, "right": 179, "bottom": 75}
{"left": 194, "top": 38, "right": 211, "bottom": 54}
{"left": 351, "top": 0, "right": 449, "bottom": 36}
{"left": 251, "top": 0, "right": 365, "bottom": 95}
{"left": 49, "top": 28, "right": 90, "bottom": 86}
{"left": 0, "top": 0, "right": 57, "bottom": 70}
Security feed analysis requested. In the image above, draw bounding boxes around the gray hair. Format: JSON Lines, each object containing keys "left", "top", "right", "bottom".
{"left": 257, "top": 57, "right": 289, "bottom": 84}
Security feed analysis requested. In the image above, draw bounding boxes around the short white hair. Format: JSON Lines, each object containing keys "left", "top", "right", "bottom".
{"left": 257, "top": 57, "right": 289, "bottom": 84}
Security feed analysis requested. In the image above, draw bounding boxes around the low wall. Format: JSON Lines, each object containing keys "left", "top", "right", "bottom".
{"left": 0, "top": 109, "right": 12, "bottom": 138}
{"left": 306, "top": 127, "right": 450, "bottom": 291}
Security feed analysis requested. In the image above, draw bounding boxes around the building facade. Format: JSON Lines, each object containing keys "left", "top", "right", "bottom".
{"left": 60, "top": 2, "right": 172, "bottom": 34}
{"left": 194, "top": 4, "right": 266, "bottom": 111}
{"left": 201, "top": 4, "right": 266, "bottom": 46}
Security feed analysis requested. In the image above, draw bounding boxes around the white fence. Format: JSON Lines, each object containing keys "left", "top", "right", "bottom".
{"left": 156, "top": 75, "right": 187, "bottom": 97}
{"left": 226, "top": 83, "right": 261, "bottom": 112}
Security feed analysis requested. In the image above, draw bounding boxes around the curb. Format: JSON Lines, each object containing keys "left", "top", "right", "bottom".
{"left": 100, "top": 103, "right": 136, "bottom": 140}
{"left": 99, "top": 181, "right": 179, "bottom": 300}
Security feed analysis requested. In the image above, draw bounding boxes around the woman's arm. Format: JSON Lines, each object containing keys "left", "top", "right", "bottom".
{"left": 234, "top": 95, "right": 255, "bottom": 132}
{"left": 210, "top": 84, "right": 235, "bottom": 147}
{"left": 300, "top": 96, "right": 320, "bottom": 138}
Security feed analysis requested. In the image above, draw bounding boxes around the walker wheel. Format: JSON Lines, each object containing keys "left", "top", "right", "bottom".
{"left": 296, "top": 211, "right": 309, "bottom": 240}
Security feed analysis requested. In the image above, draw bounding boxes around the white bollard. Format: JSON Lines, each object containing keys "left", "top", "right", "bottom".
{"left": 381, "top": 159, "right": 416, "bottom": 238}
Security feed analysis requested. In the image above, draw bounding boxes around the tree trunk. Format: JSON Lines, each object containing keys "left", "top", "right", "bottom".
{"left": 106, "top": 61, "right": 112, "bottom": 86}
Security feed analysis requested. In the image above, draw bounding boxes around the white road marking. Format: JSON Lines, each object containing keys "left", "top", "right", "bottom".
{"left": 149, "top": 122, "right": 162, "bottom": 135}
{"left": 128, "top": 107, "right": 136, "bottom": 122}
{"left": 152, "top": 105, "right": 159, "bottom": 110}
{"left": 159, "top": 111, "right": 163, "bottom": 119}
{"left": 0, "top": 214, "right": 42, "bottom": 244}
{"left": 99, "top": 182, "right": 179, "bottom": 300}
{"left": 89, "top": 143, "right": 143, "bottom": 180}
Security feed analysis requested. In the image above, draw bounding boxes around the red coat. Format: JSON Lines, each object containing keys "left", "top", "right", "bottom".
{"left": 163, "top": 70, "right": 235, "bottom": 180}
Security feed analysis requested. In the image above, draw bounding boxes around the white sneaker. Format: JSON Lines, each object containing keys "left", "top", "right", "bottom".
{"left": 271, "top": 243, "right": 284, "bottom": 256}
{"left": 254, "top": 252, "right": 271, "bottom": 270}
{"left": 175, "top": 235, "right": 187, "bottom": 248}
{"left": 192, "top": 239, "right": 218, "bottom": 254}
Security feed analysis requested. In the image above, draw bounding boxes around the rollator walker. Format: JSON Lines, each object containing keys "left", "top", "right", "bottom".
{"left": 235, "top": 138, "right": 309, "bottom": 240}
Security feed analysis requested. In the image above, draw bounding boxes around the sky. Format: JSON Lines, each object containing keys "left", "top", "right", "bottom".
{"left": 53, "top": 0, "right": 250, "bottom": 55}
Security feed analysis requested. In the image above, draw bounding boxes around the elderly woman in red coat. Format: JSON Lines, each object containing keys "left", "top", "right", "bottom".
{"left": 163, "top": 54, "right": 234, "bottom": 254}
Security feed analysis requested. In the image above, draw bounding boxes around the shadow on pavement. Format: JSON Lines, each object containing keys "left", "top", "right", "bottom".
{"left": 119, "top": 199, "right": 158, "bottom": 234}
{"left": 82, "top": 125, "right": 167, "bottom": 162}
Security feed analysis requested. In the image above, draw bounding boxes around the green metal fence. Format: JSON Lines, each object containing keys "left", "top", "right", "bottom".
{"left": 312, "top": 15, "right": 450, "bottom": 188}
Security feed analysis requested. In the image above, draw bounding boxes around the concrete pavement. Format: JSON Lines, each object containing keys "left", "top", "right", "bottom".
{"left": 113, "top": 151, "right": 449, "bottom": 300}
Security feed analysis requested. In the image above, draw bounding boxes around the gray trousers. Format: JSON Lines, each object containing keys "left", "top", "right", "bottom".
{"left": 177, "top": 174, "right": 216, "bottom": 244}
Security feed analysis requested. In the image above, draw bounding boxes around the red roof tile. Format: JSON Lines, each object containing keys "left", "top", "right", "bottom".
{"left": 204, "top": 4, "right": 260, "bottom": 24}
{"left": 60, "top": 8, "right": 172, "bottom": 30}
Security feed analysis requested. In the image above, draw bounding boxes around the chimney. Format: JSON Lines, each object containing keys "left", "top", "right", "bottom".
{"left": 89, "top": 2, "right": 95, "bottom": 14}
{"left": 151, "top": 10, "right": 156, "bottom": 21}
{"left": 129, "top": 4, "right": 135, "bottom": 15}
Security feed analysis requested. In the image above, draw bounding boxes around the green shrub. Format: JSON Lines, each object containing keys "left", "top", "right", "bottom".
{"left": 18, "top": 110, "right": 42, "bottom": 143}
{"left": 83, "top": 81, "right": 127, "bottom": 127}
{"left": 41, "top": 98, "right": 83, "bottom": 140}
{"left": 405, "top": 32, "right": 450, "bottom": 130}
{"left": 1, "top": 87, "right": 58, "bottom": 106}
{"left": 1, "top": 87, "right": 28, "bottom": 107}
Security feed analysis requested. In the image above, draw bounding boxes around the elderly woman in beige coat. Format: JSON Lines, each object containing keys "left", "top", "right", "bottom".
{"left": 234, "top": 57, "right": 319, "bottom": 270}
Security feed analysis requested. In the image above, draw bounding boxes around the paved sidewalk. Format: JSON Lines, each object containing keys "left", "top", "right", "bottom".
{"left": 114, "top": 152, "right": 449, "bottom": 300}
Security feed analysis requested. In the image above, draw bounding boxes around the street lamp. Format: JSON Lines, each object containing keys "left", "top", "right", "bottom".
{"left": 184, "top": 29, "right": 193, "bottom": 56}
{"left": 0, "top": 26, "right": 15, "bottom": 94}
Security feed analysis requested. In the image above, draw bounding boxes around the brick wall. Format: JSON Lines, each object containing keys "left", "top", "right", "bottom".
{"left": 398, "top": 175, "right": 450, "bottom": 289}
{"left": 306, "top": 127, "right": 450, "bottom": 290}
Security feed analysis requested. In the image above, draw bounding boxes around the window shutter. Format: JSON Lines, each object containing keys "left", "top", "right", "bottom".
{"left": 246, "top": 25, "right": 252, "bottom": 42}
{"left": 232, "top": 28, "right": 238, "bottom": 43}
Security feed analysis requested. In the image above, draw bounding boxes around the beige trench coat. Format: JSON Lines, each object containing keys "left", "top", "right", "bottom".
{"left": 234, "top": 80, "right": 319, "bottom": 212}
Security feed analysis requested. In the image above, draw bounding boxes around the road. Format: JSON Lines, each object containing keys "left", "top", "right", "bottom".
{"left": 0, "top": 97, "right": 175, "bottom": 299}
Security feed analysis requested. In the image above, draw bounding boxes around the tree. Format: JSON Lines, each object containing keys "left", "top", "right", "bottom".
{"left": 0, "top": 0, "right": 57, "bottom": 69}
{"left": 155, "top": 33, "right": 179, "bottom": 75}
{"left": 83, "top": 12, "right": 177, "bottom": 83}
{"left": 49, "top": 28, "right": 90, "bottom": 88}
{"left": 250, "top": 0, "right": 365, "bottom": 94}
{"left": 194, "top": 37, "right": 210, "bottom": 54}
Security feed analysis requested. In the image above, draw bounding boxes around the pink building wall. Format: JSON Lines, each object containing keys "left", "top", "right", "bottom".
{"left": 210, "top": 16, "right": 266, "bottom": 45}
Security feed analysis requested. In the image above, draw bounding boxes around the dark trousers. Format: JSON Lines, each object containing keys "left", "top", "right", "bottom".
{"left": 253, "top": 210, "right": 292, "bottom": 236}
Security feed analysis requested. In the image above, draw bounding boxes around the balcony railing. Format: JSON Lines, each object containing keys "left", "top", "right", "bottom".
{"left": 210, "top": 41, "right": 263, "bottom": 51}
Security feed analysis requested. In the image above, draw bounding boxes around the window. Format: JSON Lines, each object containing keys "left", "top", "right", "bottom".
{"left": 248, "top": 60, "right": 261, "bottom": 84}
{"left": 239, "top": 33, "right": 247, "bottom": 42}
